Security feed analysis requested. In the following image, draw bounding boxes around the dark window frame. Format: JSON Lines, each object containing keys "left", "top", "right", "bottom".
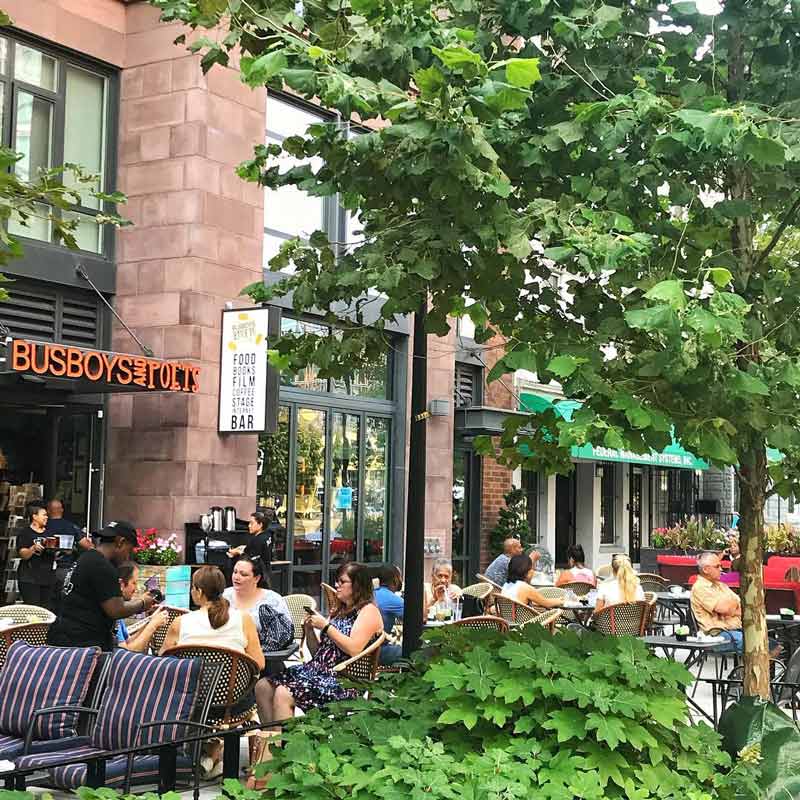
{"left": 600, "top": 462, "right": 616, "bottom": 544}
{"left": 0, "top": 30, "right": 118, "bottom": 266}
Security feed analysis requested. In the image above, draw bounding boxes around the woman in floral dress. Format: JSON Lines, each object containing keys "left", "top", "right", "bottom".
{"left": 255, "top": 562, "right": 384, "bottom": 726}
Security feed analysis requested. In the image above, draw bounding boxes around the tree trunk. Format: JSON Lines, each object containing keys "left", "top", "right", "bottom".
{"left": 738, "top": 443, "right": 770, "bottom": 698}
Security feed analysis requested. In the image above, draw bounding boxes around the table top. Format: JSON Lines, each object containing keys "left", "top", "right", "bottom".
{"left": 655, "top": 591, "right": 691, "bottom": 602}
{"left": 558, "top": 600, "right": 596, "bottom": 610}
{"left": 641, "top": 635, "right": 725, "bottom": 650}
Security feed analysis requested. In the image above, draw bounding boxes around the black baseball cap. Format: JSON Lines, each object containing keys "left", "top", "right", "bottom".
{"left": 97, "top": 520, "right": 137, "bottom": 546}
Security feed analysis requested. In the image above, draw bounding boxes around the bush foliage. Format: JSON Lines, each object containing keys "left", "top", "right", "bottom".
{"left": 231, "top": 626, "right": 757, "bottom": 800}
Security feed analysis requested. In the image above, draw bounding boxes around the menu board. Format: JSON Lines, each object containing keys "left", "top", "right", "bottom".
{"left": 218, "top": 307, "right": 270, "bottom": 433}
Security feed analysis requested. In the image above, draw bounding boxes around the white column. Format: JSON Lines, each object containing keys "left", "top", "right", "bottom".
{"left": 617, "top": 464, "right": 628, "bottom": 556}
{"left": 539, "top": 474, "right": 556, "bottom": 557}
{"left": 575, "top": 462, "right": 600, "bottom": 568}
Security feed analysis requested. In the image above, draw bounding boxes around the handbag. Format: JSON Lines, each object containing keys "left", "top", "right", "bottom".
{"left": 257, "top": 602, "right": 294, "bottom": 651}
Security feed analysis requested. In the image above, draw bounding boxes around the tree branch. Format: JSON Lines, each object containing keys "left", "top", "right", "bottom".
{"left": 752, "top": 192, "right": 800, "bottom": 272}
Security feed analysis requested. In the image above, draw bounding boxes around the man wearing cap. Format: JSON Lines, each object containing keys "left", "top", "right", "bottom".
{"left": 48, "top": 521, "right": 156, "bottom": 651}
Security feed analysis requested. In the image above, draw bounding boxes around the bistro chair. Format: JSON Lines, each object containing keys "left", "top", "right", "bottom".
{"left": 523, "top": 608, "right": 562, "bottom": 633}
{"left": 333, "top": 632, "right": 386, "bottom": 684}
{"left": 638, "top": 573, "right": 668, "bottom": 592}
{"left": 0, "top": 621, "right": 51, "bottom": 669}
{"left": 596, "top": 564, "right": 613, "bottom": 580}
{"left": 0, "top": 604, "right": 56, "bottom": 625}
{"left": 475, "top": 572, "right": 503, "bottom": 591}
{"left": 285, "top": 594, "right": 316, "bottom": 658}
{"left": 592, "top": 601, "right": 650, "bottom": 637}
{"left": 559, "top": 581, "right": 594, "bottom": 597}
{"left": 321, "top": 582, "right": 339, "bottom": 615}
{"left": 493, "top": 595, "right": 541, "bottom": 626}
{"left": 460, "top": 582, "right": 493, "bottom": 615}
{"left": 535, "top": 586, "right": 575, "bottom": 624}
{"left": 451, "top": 615, "right": 509, "bottom": 633}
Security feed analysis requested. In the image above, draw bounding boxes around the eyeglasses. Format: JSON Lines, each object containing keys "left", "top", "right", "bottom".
{"left": 335, "top": 579, "right": 351, "bottom": 586}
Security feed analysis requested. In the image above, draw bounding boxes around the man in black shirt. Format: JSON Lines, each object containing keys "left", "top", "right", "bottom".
{"left": 45, "top": 498, "right": 92, "bottom": 614}
{"left": 48, "top": 520, "right": 155, "bottom": 651}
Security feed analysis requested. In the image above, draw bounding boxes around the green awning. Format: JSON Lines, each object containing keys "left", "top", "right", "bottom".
{"left": 519, "top": 392, "right": 709, "bottom": 471}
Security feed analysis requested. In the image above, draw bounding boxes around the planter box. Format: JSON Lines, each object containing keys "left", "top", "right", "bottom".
{"left": 135, "top": 564, "right": 190, "bottom": 608}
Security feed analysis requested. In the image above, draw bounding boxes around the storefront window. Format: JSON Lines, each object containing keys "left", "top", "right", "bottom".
{"left": 292, "top": 408, "right": 326, "bottom": 568}
{"left": 280, "top": 317, "right": 327, "bottom": 392}
{"left": 600, "top": 463, "right": 616, "bottom": 544}
{"left": 330, "top": 351, "right": 388, "bottom": 399}
{"left": 363, "top": 417, "right": 389, "bottom": 562}
{"left": 329, "top": 412, "right": 359, "bottom": 565}
{"left": 521, "top": 470, "right": 539, "bottom": 541}
{"left": 256, "top": 406, "right": 290, "bottom": 560}
{"left": 2, "top": 38, "right": 111, "bottom": 255}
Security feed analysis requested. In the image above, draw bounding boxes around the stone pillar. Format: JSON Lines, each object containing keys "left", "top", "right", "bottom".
{"left": 105, "top": 4, "right": 265, "bottom": 536}
{"left": 424, "top": 328, "right": 456, "bottom": 571}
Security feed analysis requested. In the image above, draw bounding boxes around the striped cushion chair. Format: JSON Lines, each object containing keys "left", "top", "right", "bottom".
{"left": 16, "top": 648, "right": 204, "bottom": 791}
{"left": 0, "top": 641, "right": 101, "bottom": 760}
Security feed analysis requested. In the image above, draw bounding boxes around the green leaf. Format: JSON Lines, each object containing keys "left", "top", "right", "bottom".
{"left": 547, "top": 355, "right": 586, "bottom": 378}
{"left": 431, "top": 45, "right": 483, "bottom": 69}
{"left": 504, "top": 58, "right": 541, "bottom": 89}
{"left": 625, "top": 306, "right": 680, "bottom": 335}
{"left": 675, "top": 109, "right": 733, "bottom": 147}
{"left": 246, "top": 49, "right": 288, "bottom": 83}
{"left": 730, "top": 370, "right": 770, "bottom": 396}
{"left": 585, "top": 713, "right": 627, "bottom": 748}
{"left": 414, "top": 66, "right": 444, "bottom": 96}
{"left": 706, "top": 267, "right": 733, "bottom": 287}
{"left": 644, "top": 279, "right": 686, "bottom": 310}
{"left": 544, "top": 246, "right": 575, "bottom": 262}
{"left": 542, "top": 708, "right": 587, "bottom": 742}
{"left": 740, "top": 132, "right": 786, "bottom": 166}
{"left": 700, "top": 431, "right": 737, "bottom": 463}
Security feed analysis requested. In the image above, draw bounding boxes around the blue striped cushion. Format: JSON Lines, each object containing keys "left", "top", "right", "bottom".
{"left": 48, "top": 753, "right": 194, "bottom": 790}
{"left": 0, "top": 734, "right": 91, "bottom": 761}
{"left": 0, "top": 642, "right": 99, "bottom": 739}
{"left": 91, "top": 650, "right": 201, "bottom": 751}
{"left": 15, "top": 742, "right": 100, "bottom": 770}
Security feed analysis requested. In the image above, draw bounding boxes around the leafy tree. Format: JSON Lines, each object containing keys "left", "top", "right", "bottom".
{"left": 154, "top": 0, "right": 800, "bottom": 695}
{"left": 489, "top": 487, "right": 531, "bottom": 555}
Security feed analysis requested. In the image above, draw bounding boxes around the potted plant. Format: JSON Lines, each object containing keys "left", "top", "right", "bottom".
{"left": 675, "top": 624, "right": 691, "bottom": 642}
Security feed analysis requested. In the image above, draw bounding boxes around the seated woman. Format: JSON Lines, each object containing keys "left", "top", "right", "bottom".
{"left": 501, "top": 554, "right": 562, "bottom": 609}
{"left": 555, "top": 544, "right": 596, "bottom": 587}
{"left": 594, "top": 554, "right": 644, "bottom": 614}
{"left": 222, "top": 556, "right": 293, "bottom": 654}
{"left": 116, "top": 561, "right": 170, "bottom": 652}
{"left": 161, "top": 566, "right": 265, "bottom": 780}
{"left": 255, "top": 561, "right": 383, "bottom": 727}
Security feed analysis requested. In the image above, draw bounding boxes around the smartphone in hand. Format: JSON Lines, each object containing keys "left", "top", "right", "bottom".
{"left": 303, "top": 606, "right": 314, "bottom": 615}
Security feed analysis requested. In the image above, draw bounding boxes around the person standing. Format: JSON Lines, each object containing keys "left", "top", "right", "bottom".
{"left": 48, "top": 520, "right": 156, "bottom": 651}
{"left": 227, "top": 512, "right": 274, "bottom": 576}
{"left": 45, "top": 498, "right": 92, "bottom": 613}
{"left": 16, "top": 501, "right": 57, "bottom": 610}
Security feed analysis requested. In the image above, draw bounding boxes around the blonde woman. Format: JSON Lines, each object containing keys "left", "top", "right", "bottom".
{"left": 594, "top": 554, "right": 644, "bottom": 613}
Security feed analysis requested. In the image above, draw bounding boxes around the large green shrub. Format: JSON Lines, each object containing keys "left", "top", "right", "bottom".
{"left": 235, "top": 626, "right": 757, "bottom": 800}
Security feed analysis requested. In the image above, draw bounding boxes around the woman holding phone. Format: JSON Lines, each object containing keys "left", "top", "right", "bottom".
{"left": 254, "top": 562, "right": 383, "bottom": 726}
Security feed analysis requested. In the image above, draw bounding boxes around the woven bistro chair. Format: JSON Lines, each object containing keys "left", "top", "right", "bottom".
{"left": 592, "top": 601, "right": 650, "bottom": 637}
{"left": 451, "top": 615, "right": 509, "bottom": 633}
{"left": 559, "top": 581, "right": 594, "bottom": 597}
{"left": 162, "top": 645, "right": 262, "bottom": 726}
{"left": 475, "top": 573, "right": 503, "bottom": 591}
{"left": 333, "top": 632, "right": 386, "bottom": 683}
{"left": 638, "top": 573, "right": 669, "bottom": 592}
{"left": 534, "top": 586, "right": 575, "bottom": 624}
{"left": 285, "top": 593, "right": 316, "bottom": 659}
{"left": 493, "top": 595, "right": 541, "bottom": 626}
{"left": 321, "top": 582, "right": 339, "bottom": 615}
{"left": 460, "top": 582, "right": 493, "bottom": 615}
{"left": 523, "top": 608, "right": 563, "bottom": 633}
{"left": 0, "top": 622, "right": 51, "bottom": 669}
{"left": 0, "top": 604, "right": 56, "bottom": 625}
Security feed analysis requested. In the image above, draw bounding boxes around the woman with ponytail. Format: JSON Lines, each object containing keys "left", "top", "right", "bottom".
{"left": 594, "top": 554, "right": 644, "bottom": 613}
{"left": 160, "top": 566, "right": 265, "bottom": 670}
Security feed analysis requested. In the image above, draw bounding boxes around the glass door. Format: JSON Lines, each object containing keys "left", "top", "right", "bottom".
{"left": 452, "top": 449, "right": 480, "bottom": 587}
{"left": 629, "top": 466, "right": 642, "bottom": 564}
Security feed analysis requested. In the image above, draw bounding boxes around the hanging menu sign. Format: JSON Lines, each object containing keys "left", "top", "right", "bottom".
{"left": 218, "top": 307, "right": 270, "bottom": 433}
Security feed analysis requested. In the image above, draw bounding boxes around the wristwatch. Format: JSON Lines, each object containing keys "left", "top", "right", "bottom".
{"left": 321, "top": 623, "right": 331, "bottom": 638}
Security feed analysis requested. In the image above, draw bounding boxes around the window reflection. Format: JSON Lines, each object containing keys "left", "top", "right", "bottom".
{"left": 292, "top": 408, "right": 326, "bottom": 567}
{"left": 363, "top": 417, "right": 389, "bottom": 563}
{"left": 331, "top": 351, "right": 389, "bottom": 399}
{"left": 257, "top": 406, "right": 290, "bottom": 560}
{"left": 280, "top": 317, "right": 327, "bottom": 392}
{"left": 330, "top": 412, "right": 359, "bottom": 564}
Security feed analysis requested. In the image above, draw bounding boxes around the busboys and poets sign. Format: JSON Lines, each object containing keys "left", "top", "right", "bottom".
{"left": 8, "top": 339, "right": 200, "bottom": 393}
{"left": 218, "top": 307, "right": 270, "bottom": 433}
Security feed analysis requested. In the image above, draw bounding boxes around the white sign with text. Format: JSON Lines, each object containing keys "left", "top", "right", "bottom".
{"left": 218, "top": 307, "right": 270, "bottom": 433}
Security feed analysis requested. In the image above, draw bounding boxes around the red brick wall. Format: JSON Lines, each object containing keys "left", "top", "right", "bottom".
{"left": 478, "top": 331, "right": 514, "bottom": 568}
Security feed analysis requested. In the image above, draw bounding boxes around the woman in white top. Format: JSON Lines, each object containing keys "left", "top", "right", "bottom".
{"left": 160, "top": 565, "right": 265, "bottom": 670}
{"left": 594, "top": 554, "right": 644, "bottom": 613}
{"left": 222, "top": 556, "right": 292, "bottom": 648}
{"left": 501, "top": 554, "right": 562, "bottom": 609}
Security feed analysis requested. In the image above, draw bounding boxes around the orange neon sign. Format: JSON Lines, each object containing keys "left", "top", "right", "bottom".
{"left": 9, "top": 339, "right": 200, "bottom": 393}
